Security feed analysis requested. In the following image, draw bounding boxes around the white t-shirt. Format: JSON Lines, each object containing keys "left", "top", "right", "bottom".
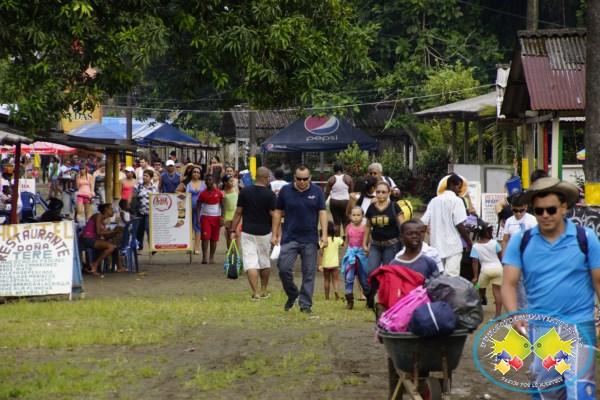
{"left": 470, "top": 240, "right": 502, "bottom": 270}
{"left": 136, "top": 166, "right": 155, "bottom": 185}
{"left": 504, "top": 213, "right": 537, "bottom": 237}
{"left": 270, "top": 180, "right": 288, "bottom": 195}
{"left": 421, "top": 190, "right": 467, "bottom": 258}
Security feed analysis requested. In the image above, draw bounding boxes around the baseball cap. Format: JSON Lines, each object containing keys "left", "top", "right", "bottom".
{"left": 125, "top": 166, "right": 135, "bottom": 173}
{"left": 166, "top": 160, "right": 175, "bottom": 167}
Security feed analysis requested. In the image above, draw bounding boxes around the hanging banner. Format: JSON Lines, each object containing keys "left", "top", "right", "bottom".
{"left": 149, "top": 193, "right": 192, "bottom": 252}
{"left": 481, "top": 193, "right": 507, "bottom": 239}
{"left": 0, "top": 221, "right": 74, "bottom": 297}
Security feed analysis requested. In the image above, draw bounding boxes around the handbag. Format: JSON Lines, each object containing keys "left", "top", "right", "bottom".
{"left": 377, "top": 286, "right": 430, "bottom": 333}
{"left": 224, "top": 241, "right": 243, "bottom": 279}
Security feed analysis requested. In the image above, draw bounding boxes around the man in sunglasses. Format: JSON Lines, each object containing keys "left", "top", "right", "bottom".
{"left": 272, "top": 164, "right": 328, "bottom": 314}
{"left": 503, "top": 177, "right": 600, "bottom": 398}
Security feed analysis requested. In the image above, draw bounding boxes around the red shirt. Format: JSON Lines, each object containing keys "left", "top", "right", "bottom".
{"left": 199, "top": 188, "right": 223, "bottom": 205}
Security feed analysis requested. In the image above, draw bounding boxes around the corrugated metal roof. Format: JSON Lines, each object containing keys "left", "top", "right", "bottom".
{"left": 517, "top": 29, "right": 585, "bottom": 111}
{"left": 221, "top": 109, "right": 298, "bottom": 139}
{"left": 414, "top": 92, "right": 497, "bottom": 118}
{"left": 0, "top": 124, "right": 32, "bottom": 145}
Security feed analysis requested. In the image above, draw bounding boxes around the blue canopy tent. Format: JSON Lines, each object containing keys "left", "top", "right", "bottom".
{"left": 261, "top": 116, "right": 378, "bottom": 153}
{"left": 69, "top": 118, "right": 202, "bottom": 147}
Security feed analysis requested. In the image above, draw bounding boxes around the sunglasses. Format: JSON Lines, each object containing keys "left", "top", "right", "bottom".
{"left": 512, "top": 208, "right": 526, "bottom": 213}
{"left": 295, "top": 176, "right": 310, "bottom": 181}
{"left": 533, "top": 206, "right": 558, "bottom": 216}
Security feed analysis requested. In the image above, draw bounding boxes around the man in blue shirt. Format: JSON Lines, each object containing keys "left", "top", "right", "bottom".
{"left": 503, "top": 177, "right": 600, "bottom": 399}
{"left": 159, "top": 160, "right": 181, "bottom": 193}
{"left": 272, "top": 164, "right": 328, "bottom": 313}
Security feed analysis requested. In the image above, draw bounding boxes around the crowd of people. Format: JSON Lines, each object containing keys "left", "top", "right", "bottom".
{"left": 3, "top": 147, "right": 598, "bottom": 397}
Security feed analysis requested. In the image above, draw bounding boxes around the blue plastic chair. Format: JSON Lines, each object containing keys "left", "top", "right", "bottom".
{"left": 20, "top": 191, "right": 36, "bottom": 220}
{"left": 116, "top": 218, "right": 141, "bottom": 273}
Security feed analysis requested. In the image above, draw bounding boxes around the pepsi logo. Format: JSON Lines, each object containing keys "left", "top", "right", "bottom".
{"left": 304, "top": 116, "right": 339, "bottom": 136}
{"left": 266, "top": 143, "right": 274, "bottom": 150}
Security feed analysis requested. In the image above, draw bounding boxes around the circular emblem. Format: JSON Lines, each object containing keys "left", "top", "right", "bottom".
{"left": 304, "top": 116, "right": 340, "bottom": 135}
{"left": 152, "top": 194, "right": 172, "bottom": 212}
{"left": 266, "top": 143, "right": 274, "bottom": 150}
{"left": 472, "top": 310, "right": 592, "bottom": 394}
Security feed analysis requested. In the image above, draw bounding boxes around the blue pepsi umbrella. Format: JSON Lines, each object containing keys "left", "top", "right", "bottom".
{"left": 261, "top": 116, "right": 378, "bottom": 152}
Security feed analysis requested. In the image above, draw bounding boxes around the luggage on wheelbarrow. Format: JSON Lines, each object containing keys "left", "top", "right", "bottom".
{"left": 378, "top": 330, "right": 469, "bottom": 400}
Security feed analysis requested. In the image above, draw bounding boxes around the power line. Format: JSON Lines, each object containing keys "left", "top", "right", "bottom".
{"left": 455, "top": 0, "right": 566, "bottom": 28}
{"left": 100, "top": 84, "right": 495, "bottom": 114}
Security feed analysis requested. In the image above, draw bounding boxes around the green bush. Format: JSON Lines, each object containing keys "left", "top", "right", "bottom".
{"left": 335, "top": 142, "right": 370, "bottom": 179}
{"left": 414, "top": 146, "right": 450, "bottom": 202}
{"left": 380, "top": 148, "right": 412, "bottom": 192}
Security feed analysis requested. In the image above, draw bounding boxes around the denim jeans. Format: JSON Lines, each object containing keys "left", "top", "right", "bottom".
{"left": 277, "top": 241, "right": 318, "bottom": 309}
{"left": 344, "top": 257, "right": 369, "bottom": 295}
{"left": 529, "top": 321, "right": 596, "bottom": 400}
{"left": 366, "top": 242, "right": 401, "bottom": 275}
{"left": 136, "top": 215, "right": 149, "bottom": 249}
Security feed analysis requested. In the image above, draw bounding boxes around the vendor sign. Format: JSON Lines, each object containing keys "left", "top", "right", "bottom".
{"left": 0, "top": 221, "right": 74, "bottom": 296}
{"left": 149, "top": 193, "right": 192, "bottom": 252}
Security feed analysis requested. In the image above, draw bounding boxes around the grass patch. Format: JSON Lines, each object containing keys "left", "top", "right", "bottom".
{"left": 0, "top": 292, "right": 371, "bottom": 350}
{"left": 187, "top": 351, "right": 323, "bottom": 392}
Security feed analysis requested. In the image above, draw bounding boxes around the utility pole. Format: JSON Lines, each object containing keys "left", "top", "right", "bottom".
{"left": 584, "top": 1, "right": 600, "bottom": 204}
{"left": 248, "top": 110, "right": 257, "bottom": 180}
{"left": 527, "top": 0, "right": 538, "bottom": 30}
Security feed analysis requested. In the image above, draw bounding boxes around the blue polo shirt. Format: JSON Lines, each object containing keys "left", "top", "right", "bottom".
{"left": 276, "top": 183, "right": 325, "bottom": 244}
{"left": 503, "top": 219, "right": 600, "bottom": 323}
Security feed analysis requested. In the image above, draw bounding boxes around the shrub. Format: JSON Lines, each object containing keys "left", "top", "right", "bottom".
{"left": 414, "top": 146, "right": 450, "bottom": 202}
{"left": 380, "top": 148, "right": 412, "bottom": 192}
{"left": 335, "top": 142, "right": 370, "bottom": 179}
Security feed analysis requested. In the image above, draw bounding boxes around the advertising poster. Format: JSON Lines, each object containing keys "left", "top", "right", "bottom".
{"left": 481, "top": 193, "right": 507, "bottom": 239}
{"left": 0, "top": 221, "right": 74, "bottom": 297}
{"left": 149, "top": 193, "right": 192, "bottom": 252}
{"left": 467, "top": 181, "right": 481, "bottom": 216}
{"left": 19, "top": 179, "right": 36, "bottom": 194}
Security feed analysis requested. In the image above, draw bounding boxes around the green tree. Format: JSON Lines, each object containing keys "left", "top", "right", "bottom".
{"left": 0, "top": 1, "right": 168, "bottom": 133}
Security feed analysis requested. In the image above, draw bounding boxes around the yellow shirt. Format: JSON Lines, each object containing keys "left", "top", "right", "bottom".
{"left": 322, "top": 237, "right": 344, "bottom": 268}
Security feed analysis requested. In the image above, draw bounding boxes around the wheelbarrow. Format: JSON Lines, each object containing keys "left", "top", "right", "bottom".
{"left": 378, "top": 329, "right": 469, "bottom": 400}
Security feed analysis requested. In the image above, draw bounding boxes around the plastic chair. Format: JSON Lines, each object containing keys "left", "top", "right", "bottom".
{"left": 20, "top": 192, "right": 36, "bottom": 220}
{"left": 117, "top": 218, "right": 141, "bottom": 273}
{"left": 36, "top": 192, "right": 50, "bottom": 212}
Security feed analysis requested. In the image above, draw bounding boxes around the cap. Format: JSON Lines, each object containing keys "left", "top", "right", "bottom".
{"left": 125, "top": 166, "right": 135, "bottom": 173}
{"left": 166, "top": 160, "right": 175, "bottom": 167}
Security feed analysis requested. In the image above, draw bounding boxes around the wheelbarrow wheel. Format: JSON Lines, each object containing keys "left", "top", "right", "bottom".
{"left": 418, "top": 377, "right": 442, "bottom": 400}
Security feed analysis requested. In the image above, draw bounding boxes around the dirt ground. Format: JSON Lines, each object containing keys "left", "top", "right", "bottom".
{"left": 74, "top": 242, "right": 528, "bottom": 400}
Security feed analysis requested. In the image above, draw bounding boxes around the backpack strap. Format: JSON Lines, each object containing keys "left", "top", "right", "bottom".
{"left": 519, "top": 229, "right": 533, "bottom": 267}
{"left": 576, "top": 225, "right": 589, "bottom": 264}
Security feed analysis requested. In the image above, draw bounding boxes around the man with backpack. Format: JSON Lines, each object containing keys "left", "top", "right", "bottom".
{"left": 502, "top": 177, "right": 600, "bottom": 399}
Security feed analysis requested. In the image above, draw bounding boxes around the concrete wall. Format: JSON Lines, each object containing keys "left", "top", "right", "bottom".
{"left": 454, "top": 164, "right": 513, "bottom": 193}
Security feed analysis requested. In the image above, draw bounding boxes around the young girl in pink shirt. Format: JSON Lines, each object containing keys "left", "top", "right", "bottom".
{"left": 341, "top": 207, "right": 369, "bottom": 309}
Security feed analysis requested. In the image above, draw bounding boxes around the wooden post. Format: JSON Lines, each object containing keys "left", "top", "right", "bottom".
{"left": 536, "top": 122, "right": 544, "bottom": 170}
{"left": 248, "top": 110, "right": 257, "bottom": 180}
{"left": 450, "top": 120, "right": 457, "bottom": 164}
{"left": 113, "top": 153, "right": 121, "bottom": 202}
{"left": 477, "top": 120, "right": 484, "bottom": 164}
{"left": 10, "top": 142, "right": 21, "bottom": 224}
{"left": 463, "top": 120, "right": 469, "bottom": 164}
{"left": 105, "top": 152, "right": 114, "bottom": 203}
{"left": 551, "top": 116, "right": 561, "bottom": 178}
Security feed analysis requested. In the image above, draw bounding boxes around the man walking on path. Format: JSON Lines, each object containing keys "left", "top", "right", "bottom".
{"left": 421, "top": 173, "right": 472, "bottom": 276}
{"left": 230, "top": 167, "right": 277, "bottom": 300}
{"left": 503, "top": 177, "right": 600, "bottom": 399}
{"left": 159, "top": 160, "right": 181, "bottom": 193}
{"left": 272, "top": 164, "right": 328, "bottom": 313}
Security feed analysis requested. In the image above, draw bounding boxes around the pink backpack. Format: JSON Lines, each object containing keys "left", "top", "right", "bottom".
{"left": 378, "top": 286, "right": 430, "bottom": 332}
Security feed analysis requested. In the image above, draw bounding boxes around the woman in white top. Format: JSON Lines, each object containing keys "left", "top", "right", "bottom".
{"left": 471, "top": 221, "right": 503, "bottom": 317}
{"left": 325, "top": 163, "right": 353, "bottom": 236}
